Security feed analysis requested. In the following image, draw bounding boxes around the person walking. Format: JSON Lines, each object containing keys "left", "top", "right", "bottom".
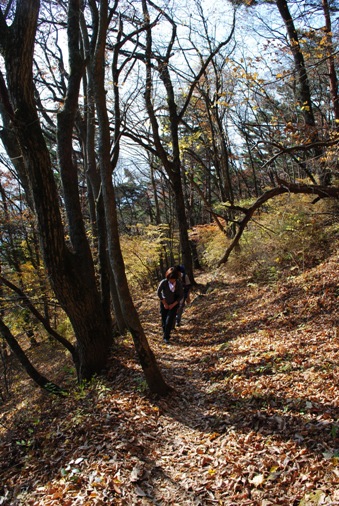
{"left": 175, "top": 265, "right": 191, "bottom": 326}
{"left": 157, "top": 267, "right": 184, "bottom": 344}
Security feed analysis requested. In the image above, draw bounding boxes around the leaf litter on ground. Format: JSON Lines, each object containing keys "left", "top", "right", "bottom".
{"left": 0, "top": 253, "right": 338, "bottom": 505}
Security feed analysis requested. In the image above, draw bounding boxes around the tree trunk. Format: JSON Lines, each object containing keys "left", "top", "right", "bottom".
{"left": 89, "top": 0, "right": 170, "bottom": 395}
{"left": 0, "top": 0, "right": 113, "bottom": 381}
{"left": 0, "top": 274, "right": 77, "bottom": 358}
{"left": 322, "top": 0, "right": 339, "bottom": 125}
{"left": 276, "top": 0, "right": 316, "bottom": 129}
{"left": 0, "top": 318, "right": 65, "bottom": 395}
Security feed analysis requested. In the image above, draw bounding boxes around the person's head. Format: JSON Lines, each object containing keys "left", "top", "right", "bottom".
{"left": 165, "top": 266, "right": 178, "bottom": 282}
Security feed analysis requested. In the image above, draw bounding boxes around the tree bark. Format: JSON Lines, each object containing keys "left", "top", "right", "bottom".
{"left": 276, "top": 0, "right": 316, "bottom": 129}
{"left": 0, "top": 275, "right": 77, "bottom": 359}
{"left": 89, "top": 0, "right": 170, "bottom": 395}
{"left": 78, "top": 11, "right": 122, "bottom": 335}
{"left": 0, "top": 0, "right": 113, "bottom": 381}
{"left": 276, "top": 0, "right": 323, "bottom": 170}
{"left": 322, "top": 0, "right": 339, "bottom": 125}
{"left": 0, "top": 318, "right": 65, "bottom": 395}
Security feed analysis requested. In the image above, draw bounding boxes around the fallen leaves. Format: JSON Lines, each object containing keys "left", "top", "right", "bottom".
{"left": 1, "top": 254, "right": 339, "bottom": 504}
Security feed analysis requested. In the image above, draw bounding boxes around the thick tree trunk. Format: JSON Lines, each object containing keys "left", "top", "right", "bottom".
{"left": 90, "top": 0, "right": 170, "bottom": 395}
{"left": 79, "top": 45, "right": 127, "bottom": 336}
{"left": 0, "top": 0, "right": 113, "bottom": 381}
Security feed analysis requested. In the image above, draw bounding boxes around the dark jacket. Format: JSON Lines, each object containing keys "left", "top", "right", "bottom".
{"left": 157, "top": 279, "right": 184, "bottom": 305}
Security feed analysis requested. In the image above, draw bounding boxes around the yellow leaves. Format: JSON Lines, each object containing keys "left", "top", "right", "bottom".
{"left": 319, "top": 35, "right": 330, "bottom": 46}
{"left": 300, "top": 101, "right": 311, "bottom": 112}
{"left": 207, "top": 468, "right": 216, "bottom": 476}
{"left": 216, "top": 100, "right": 230, "bottom": 108}
{"left": 179, "top": 130, "right": 203, "bottom": 153}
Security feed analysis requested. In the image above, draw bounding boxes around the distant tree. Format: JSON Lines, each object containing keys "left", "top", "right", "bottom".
{"left": 121, "top": 0, "right": 236, "bottom": 283}
{"left": 228, "top": 0, "right": 339, "bottom": 182}
{"left": 320, "top": 0, "right": 339, "bottom": 125}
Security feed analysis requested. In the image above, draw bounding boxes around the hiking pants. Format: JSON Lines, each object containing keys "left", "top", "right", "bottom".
{"left": 160, "top": 303, "right": 177, "bottom": 341}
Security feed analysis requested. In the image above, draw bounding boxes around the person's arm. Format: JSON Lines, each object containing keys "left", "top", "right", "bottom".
{"left": 173, "top": 280, "right": 184, "bottom": 307}
{"left": 158, "top": 280, "right": 169, "bottom": 309}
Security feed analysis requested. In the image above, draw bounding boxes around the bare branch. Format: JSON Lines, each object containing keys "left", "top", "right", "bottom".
{"left": 218, "top": 181, "right": 339, "bottom": 266}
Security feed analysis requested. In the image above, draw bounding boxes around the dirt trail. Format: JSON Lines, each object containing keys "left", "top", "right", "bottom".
{"left": 1, "top": 260, "right": 338, "bottom": 505}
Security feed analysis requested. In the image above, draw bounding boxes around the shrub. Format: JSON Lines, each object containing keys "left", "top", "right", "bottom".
{"left": 121, "top": 224, "right": 181, "bottom": 294}
{"left": 226, "top": 194, "right": 338, "bottom": 283}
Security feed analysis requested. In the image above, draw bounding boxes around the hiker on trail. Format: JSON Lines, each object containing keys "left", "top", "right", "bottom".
{"left": 157, "top": 266, "right": 184, "bottom": 344}
{"left": 175, "top": 265, "right": 192, "bottom": 327}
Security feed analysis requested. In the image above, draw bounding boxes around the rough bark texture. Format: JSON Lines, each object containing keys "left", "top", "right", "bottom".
{"left": 90, "top": 0, "right": 170, "bottom": 395}
{"left": 0, "top": 0, "right": 113, "bottom": 381}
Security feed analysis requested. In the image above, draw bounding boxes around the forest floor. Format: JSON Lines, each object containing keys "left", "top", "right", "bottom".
{"left": 0, "top": 253, "right": 339, "bottom": 506}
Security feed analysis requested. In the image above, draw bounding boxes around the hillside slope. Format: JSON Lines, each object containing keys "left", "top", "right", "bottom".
{"left": 1, "top": 253, "right": 338, "bottom": 505}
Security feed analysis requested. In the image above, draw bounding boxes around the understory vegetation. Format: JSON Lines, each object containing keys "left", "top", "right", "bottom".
{"left": 122, "top": 194, "right": 339, "bottom": 292}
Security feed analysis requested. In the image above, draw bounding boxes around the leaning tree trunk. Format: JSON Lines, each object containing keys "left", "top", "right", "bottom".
{"left": 90, "top": 0, "right": 170, "bottom": 395}
{"left": 0, "top": 319, "right": 64, "bottom": 395}
{"left": 0, "top": 0, "right": 113, "bottom": 380}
